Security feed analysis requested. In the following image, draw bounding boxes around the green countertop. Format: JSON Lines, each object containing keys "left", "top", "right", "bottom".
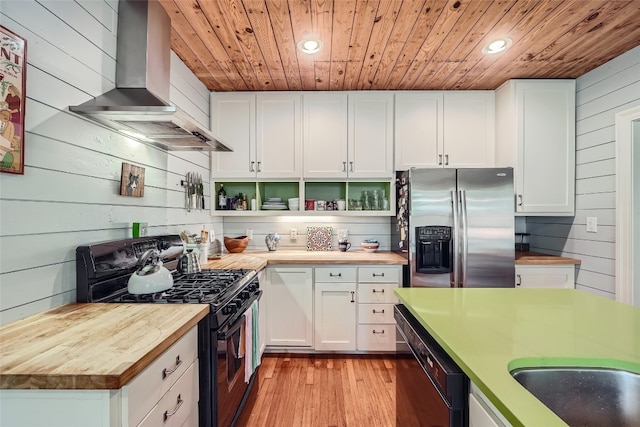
{"left": 394, "top": 288, "right": 640, "bottom": 427}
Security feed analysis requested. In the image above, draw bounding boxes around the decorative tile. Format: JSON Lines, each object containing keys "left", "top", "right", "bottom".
{"left": 307, "top": 226, "right": 332, "bottom": 251}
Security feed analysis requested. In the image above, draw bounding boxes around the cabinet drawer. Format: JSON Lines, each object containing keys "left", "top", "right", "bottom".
{"left": 358, "top": 303, "right": 396, "bottom": 324}
{"left": 315, "top": 267, "right": 356, "bottom": 282}
{"left": 138, "top": 361, "right": 199, "bottom": 427}
{"left": 357, "top": 324, "right": 396, "bottom": 351}
{"left": 126, "top": 326, "right": 198, "bottom": 427}
{"left": 358, "top": 283, "right": 398, "bottom": 303}
{"left": 359, "top": 267, "right": 399, "bottom": 283}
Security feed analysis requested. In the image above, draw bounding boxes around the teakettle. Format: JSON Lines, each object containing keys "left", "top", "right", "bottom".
{"left": 177, "top": 249, "right": 201, "bottom": 274}
{"left": 127, "top": 249, "right": 174, "bottom": 294}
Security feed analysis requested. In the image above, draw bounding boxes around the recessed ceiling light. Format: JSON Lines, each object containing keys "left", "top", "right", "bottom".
{"left": 482, "top": 37, "right": 512, "bottom": 55}
{"left": 297, "top": 36, "right": 323, "bottom": 54}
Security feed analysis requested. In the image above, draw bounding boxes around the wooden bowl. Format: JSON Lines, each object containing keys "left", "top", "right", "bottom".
{"left": 224, "top": 236, "right": 249, "bottom": 253}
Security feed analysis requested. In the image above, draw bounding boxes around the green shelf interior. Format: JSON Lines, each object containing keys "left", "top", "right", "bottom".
{"left": 258, "top": 182, "right": 299, "bottom": 208}
{"left": 214, "top": 182, "right": 256, "bottom": 210}
{"left": 347, "top": 182, "right": 391, "bottom": 211}
{"left": 304, "top": 182, "right": 347, "bottom": 202}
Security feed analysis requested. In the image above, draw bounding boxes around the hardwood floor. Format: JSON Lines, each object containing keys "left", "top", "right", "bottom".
{"left": 237, "top": 354, "right": 396, "bottom": 427}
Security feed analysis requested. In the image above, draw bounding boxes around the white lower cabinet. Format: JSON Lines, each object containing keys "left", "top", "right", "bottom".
{"left": 264, "top": 266, "right": 314, "bottom": 347}
{"left": 314, "top": 267, "right": 357, "bottom": 351}
{"left": 469, "top": 382, "right": 512, "bottom": 427}
{"left": 0, "top": 326, "right": 199, "bottom": 427}
{"left": 357, "top": 266, "right": 401, "bottom": 352}
{"left": 515, "top": 265, "right": 575, "bottom": 288}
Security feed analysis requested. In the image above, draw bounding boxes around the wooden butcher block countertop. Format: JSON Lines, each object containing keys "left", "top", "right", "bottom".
{"left": 515, "top": 251, "right": 581, "bottom": 265}
{"left": 0, "top": 303, "right": 208, "bottom": 390}
{"left": 201, "top": 250, "right": 408, "bottom": 270}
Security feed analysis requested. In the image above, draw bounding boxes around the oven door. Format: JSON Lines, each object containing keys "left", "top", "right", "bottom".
{"left": 216, "top": 291, "right": 262, "bottom": 427}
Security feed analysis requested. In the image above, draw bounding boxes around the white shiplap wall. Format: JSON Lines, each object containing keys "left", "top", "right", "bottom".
{"left": 223, "top": 216, "right": 390, "bottom": 252}
{"left": 0, "top": 0, "right": 222, "bottom": 325}
{"left": 527, "top": 45, "right": 640, "bottom": 299}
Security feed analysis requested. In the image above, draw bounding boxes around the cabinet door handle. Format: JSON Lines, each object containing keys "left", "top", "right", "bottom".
{"left": 438, "top": 154, "right": 443, "bottom": 165}
{"left": 257, "top": 161, "right": 262, "bottom": 172}
{"left": 372, "top": 289, "right": 385, "bottom": 293}
{"left": 329, "top": 272, "right": 342, "bottom": 277}
{"left": 517, "top": 194, "right": 523, "bottom": 206}
{"left": 163, "top": 394, "right": 184, "bottom": 422}
{"left": 372, "top": 309, "right": 385, "bottom": 314}
{"left": 349, "top": 161, "right": 354, "bottom": 172}
{"left": 350, "top": 291, "right": 355, "bottom": 303}
{"left": 249, "top": 161, "right": 255, "bottom": 172}
{"left": 342, "top": 161, "right": 347, "bottom": 172}
{"left": 372, "top": 273, "right": 385, "bottom": 277}
{"left": 372, "top": 329, "right": 385, "bottom": 334}
{"left": 516, "top": 274, "right": 521, "bottom": 287}
{"left": 162, "top": 355, "right": 182, "bottom": 379}
{"left": 444, "top": 154, "right": 449, "bottom": 165}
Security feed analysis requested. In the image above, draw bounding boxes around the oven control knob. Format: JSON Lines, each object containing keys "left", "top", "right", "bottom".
{"left": 233, "top": 298, "right": 243, "bottom": 307}
{"left": 248, "top": 283, "right": 258, "bottom": 292}
{"left": 240, "top": 291, "right": 250, "bottom": 300}
{"left": 223, "top": 303, "right": 237, "bottom": 315}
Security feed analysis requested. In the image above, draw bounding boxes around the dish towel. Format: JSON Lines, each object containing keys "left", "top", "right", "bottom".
{"left": 244, "top": 299, "right": 261, "bottom": 383}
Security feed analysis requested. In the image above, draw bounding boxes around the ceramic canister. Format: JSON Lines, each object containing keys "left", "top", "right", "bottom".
{"left": 265, "top": 233, "right": 280, "bottom": 251}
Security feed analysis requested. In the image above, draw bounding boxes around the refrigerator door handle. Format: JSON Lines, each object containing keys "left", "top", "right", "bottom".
{"left": 460, "top": 190, "right": 469, "bottom": 287}
{"left": 452, "top": 190, "right": 460, "bottom": 287}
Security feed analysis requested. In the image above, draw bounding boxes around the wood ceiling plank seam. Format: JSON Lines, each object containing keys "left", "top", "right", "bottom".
{"left": 383, "top": 0, "right": 447, "bottom": 90}
{"left": 310, "top": 0, "right": 335, "bottom": 90}
{"left": 328, "top": 0, "right": 358, "bottom": 90}
{"left": 545, "top": 6, "right": 640, "bottom": 79}
{"left": 342, "top": 0, "right": 382, "bottom": 91}
{"left": 397, "top": 0, "right": 466, "bottom": 90}
{"left": 243, "top": 0, "right": 291, "bottom": 90}
{"left": 355, "top": 0, "right": 404, "bottom": 90}
{"left": 368, "top": 0, "right": 430, "bottom": 90}
{"left": 288, "top": 0, "right": 319, "bottom": 89}
{"left": 263, "top": 0, "right": 304, "bottom": 90}
{"left": 170, "top": 0, "right": 253, "bottom": 90}
{"left": 187, "top": 0, "right": 261, "bottom": 91}
{"left": 458, "top": 0, "right": 569, "bottom": 89}
{"left": 208, "top": 0, "right": 277, "bottom": 91}
{"left": 418, "top": 0, "right": 496, "bottom": 89}
{"left": 161, "top": 0, "right": 242, "bottom": 91}
{"left": 534, "top": 1, "right": 636, "bottom": 64}
{"left": 434, "top": 0, "right": 519, "bottom": 90}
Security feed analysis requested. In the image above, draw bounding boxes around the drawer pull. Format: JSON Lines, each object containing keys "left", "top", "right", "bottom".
{"left": 163, "top": 394, "right": 184, "bottom": 422}
{"left": 351, "top": 291, "right": 355, "bottom": 303}
{"left": 372, "top": 309, "right": 385, "bottom": 314}
{"left": 162, "top": 355, "right": 182, "bottom": 380}
{"left": 372, "top": 330, "right": 385, "bottom": 334}
{"left": 329, "top": 272, "right": 342, "bottom": 277}
{"left": 372, "top": 289, "right": 385, "bottom": 293}
{"left": 372, "top": 273, "right": 385, "bottom": 277}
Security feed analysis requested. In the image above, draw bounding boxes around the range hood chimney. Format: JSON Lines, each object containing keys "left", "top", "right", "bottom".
{"left": 69, "top": 0, "right": 231, "bottom": 152}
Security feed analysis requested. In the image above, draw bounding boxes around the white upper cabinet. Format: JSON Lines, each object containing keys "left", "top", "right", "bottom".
{"left": 395, "top": 91, "right": 443, "bottom": 170}
{"left": 211, "top": 92, "right": 301, "bottom": 179}
{"left": 395, "top": 91, "right": 494, "bottom": 170}
{"left": 496, "top": 79, "right": 576, "bottom": 216}
{"left": 303, "top": 92, "right": 394, "bottom": 179}
{"left": 348, "top": 92, "right": 394, "bottom": 178}
{"left": 210, "top": 92, "right": 255, "bottom": 179}
{"left": 443, "top": 91, "right": 495, "bottom": 168}
{"left": 302, "top": 92, "right": 348, "bottom": 178}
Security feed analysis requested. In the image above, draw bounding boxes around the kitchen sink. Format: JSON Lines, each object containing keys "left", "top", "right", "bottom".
{"left": 511, "top": 366, "right": 640, "bottom": 427}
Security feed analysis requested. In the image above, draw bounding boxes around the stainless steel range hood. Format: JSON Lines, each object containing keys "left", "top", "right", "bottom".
{"left": 69, "top": 0, "right": 231, "bottom": 152}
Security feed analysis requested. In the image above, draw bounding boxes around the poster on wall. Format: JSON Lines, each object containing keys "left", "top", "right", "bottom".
{"left": 0, "top": 26, "right": 26, "bottom": 175}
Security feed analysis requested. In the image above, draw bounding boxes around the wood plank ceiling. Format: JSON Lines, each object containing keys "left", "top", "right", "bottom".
{"left": 159, "top": 0, "right": 640, "bottom": 92}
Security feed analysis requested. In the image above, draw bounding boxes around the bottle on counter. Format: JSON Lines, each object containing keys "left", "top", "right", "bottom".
{"left": 242, "top": 193, "right": 248, "bottom": 210}
{"left": 217, "top": 184, "right": 227, "bottom": 210}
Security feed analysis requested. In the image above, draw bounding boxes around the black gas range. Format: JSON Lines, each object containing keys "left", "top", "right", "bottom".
{"left": 76, "top": 235, "right": 261, "bottom": 427}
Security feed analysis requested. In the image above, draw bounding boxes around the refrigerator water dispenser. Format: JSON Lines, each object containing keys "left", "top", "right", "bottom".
{"left": 415, "top": 226, "right": 453, "bottom": 274}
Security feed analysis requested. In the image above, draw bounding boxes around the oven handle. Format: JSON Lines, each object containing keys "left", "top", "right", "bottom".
{"left": 217, "top": 290, "right": 262, "bottom": 339}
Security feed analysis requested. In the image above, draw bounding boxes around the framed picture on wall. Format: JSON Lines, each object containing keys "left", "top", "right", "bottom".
{"left": 0, "top": 26, "right": 26, "bottom": 175}
{"left": 120, "top": 163, "right": 145, "bottom": 197}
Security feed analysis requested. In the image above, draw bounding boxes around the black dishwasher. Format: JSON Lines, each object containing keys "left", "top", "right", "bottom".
{"left": 395, "top": 304, "right": 468, "bottom": 427}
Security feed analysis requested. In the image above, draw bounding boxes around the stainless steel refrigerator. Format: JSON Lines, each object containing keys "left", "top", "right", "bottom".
{"left": 392, "top": 168, "right": 515, "bottom": 288}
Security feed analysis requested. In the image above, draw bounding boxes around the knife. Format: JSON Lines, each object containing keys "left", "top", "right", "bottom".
{"left": 185, "top": 172, "right": 191, "bottom": 212}
{"left": 198, "top": 173, "right": 205, "bottom": 209}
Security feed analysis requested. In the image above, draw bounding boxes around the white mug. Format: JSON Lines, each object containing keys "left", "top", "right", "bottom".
{"left": 337, "top": 199, "right": 346, "bottom": 210}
